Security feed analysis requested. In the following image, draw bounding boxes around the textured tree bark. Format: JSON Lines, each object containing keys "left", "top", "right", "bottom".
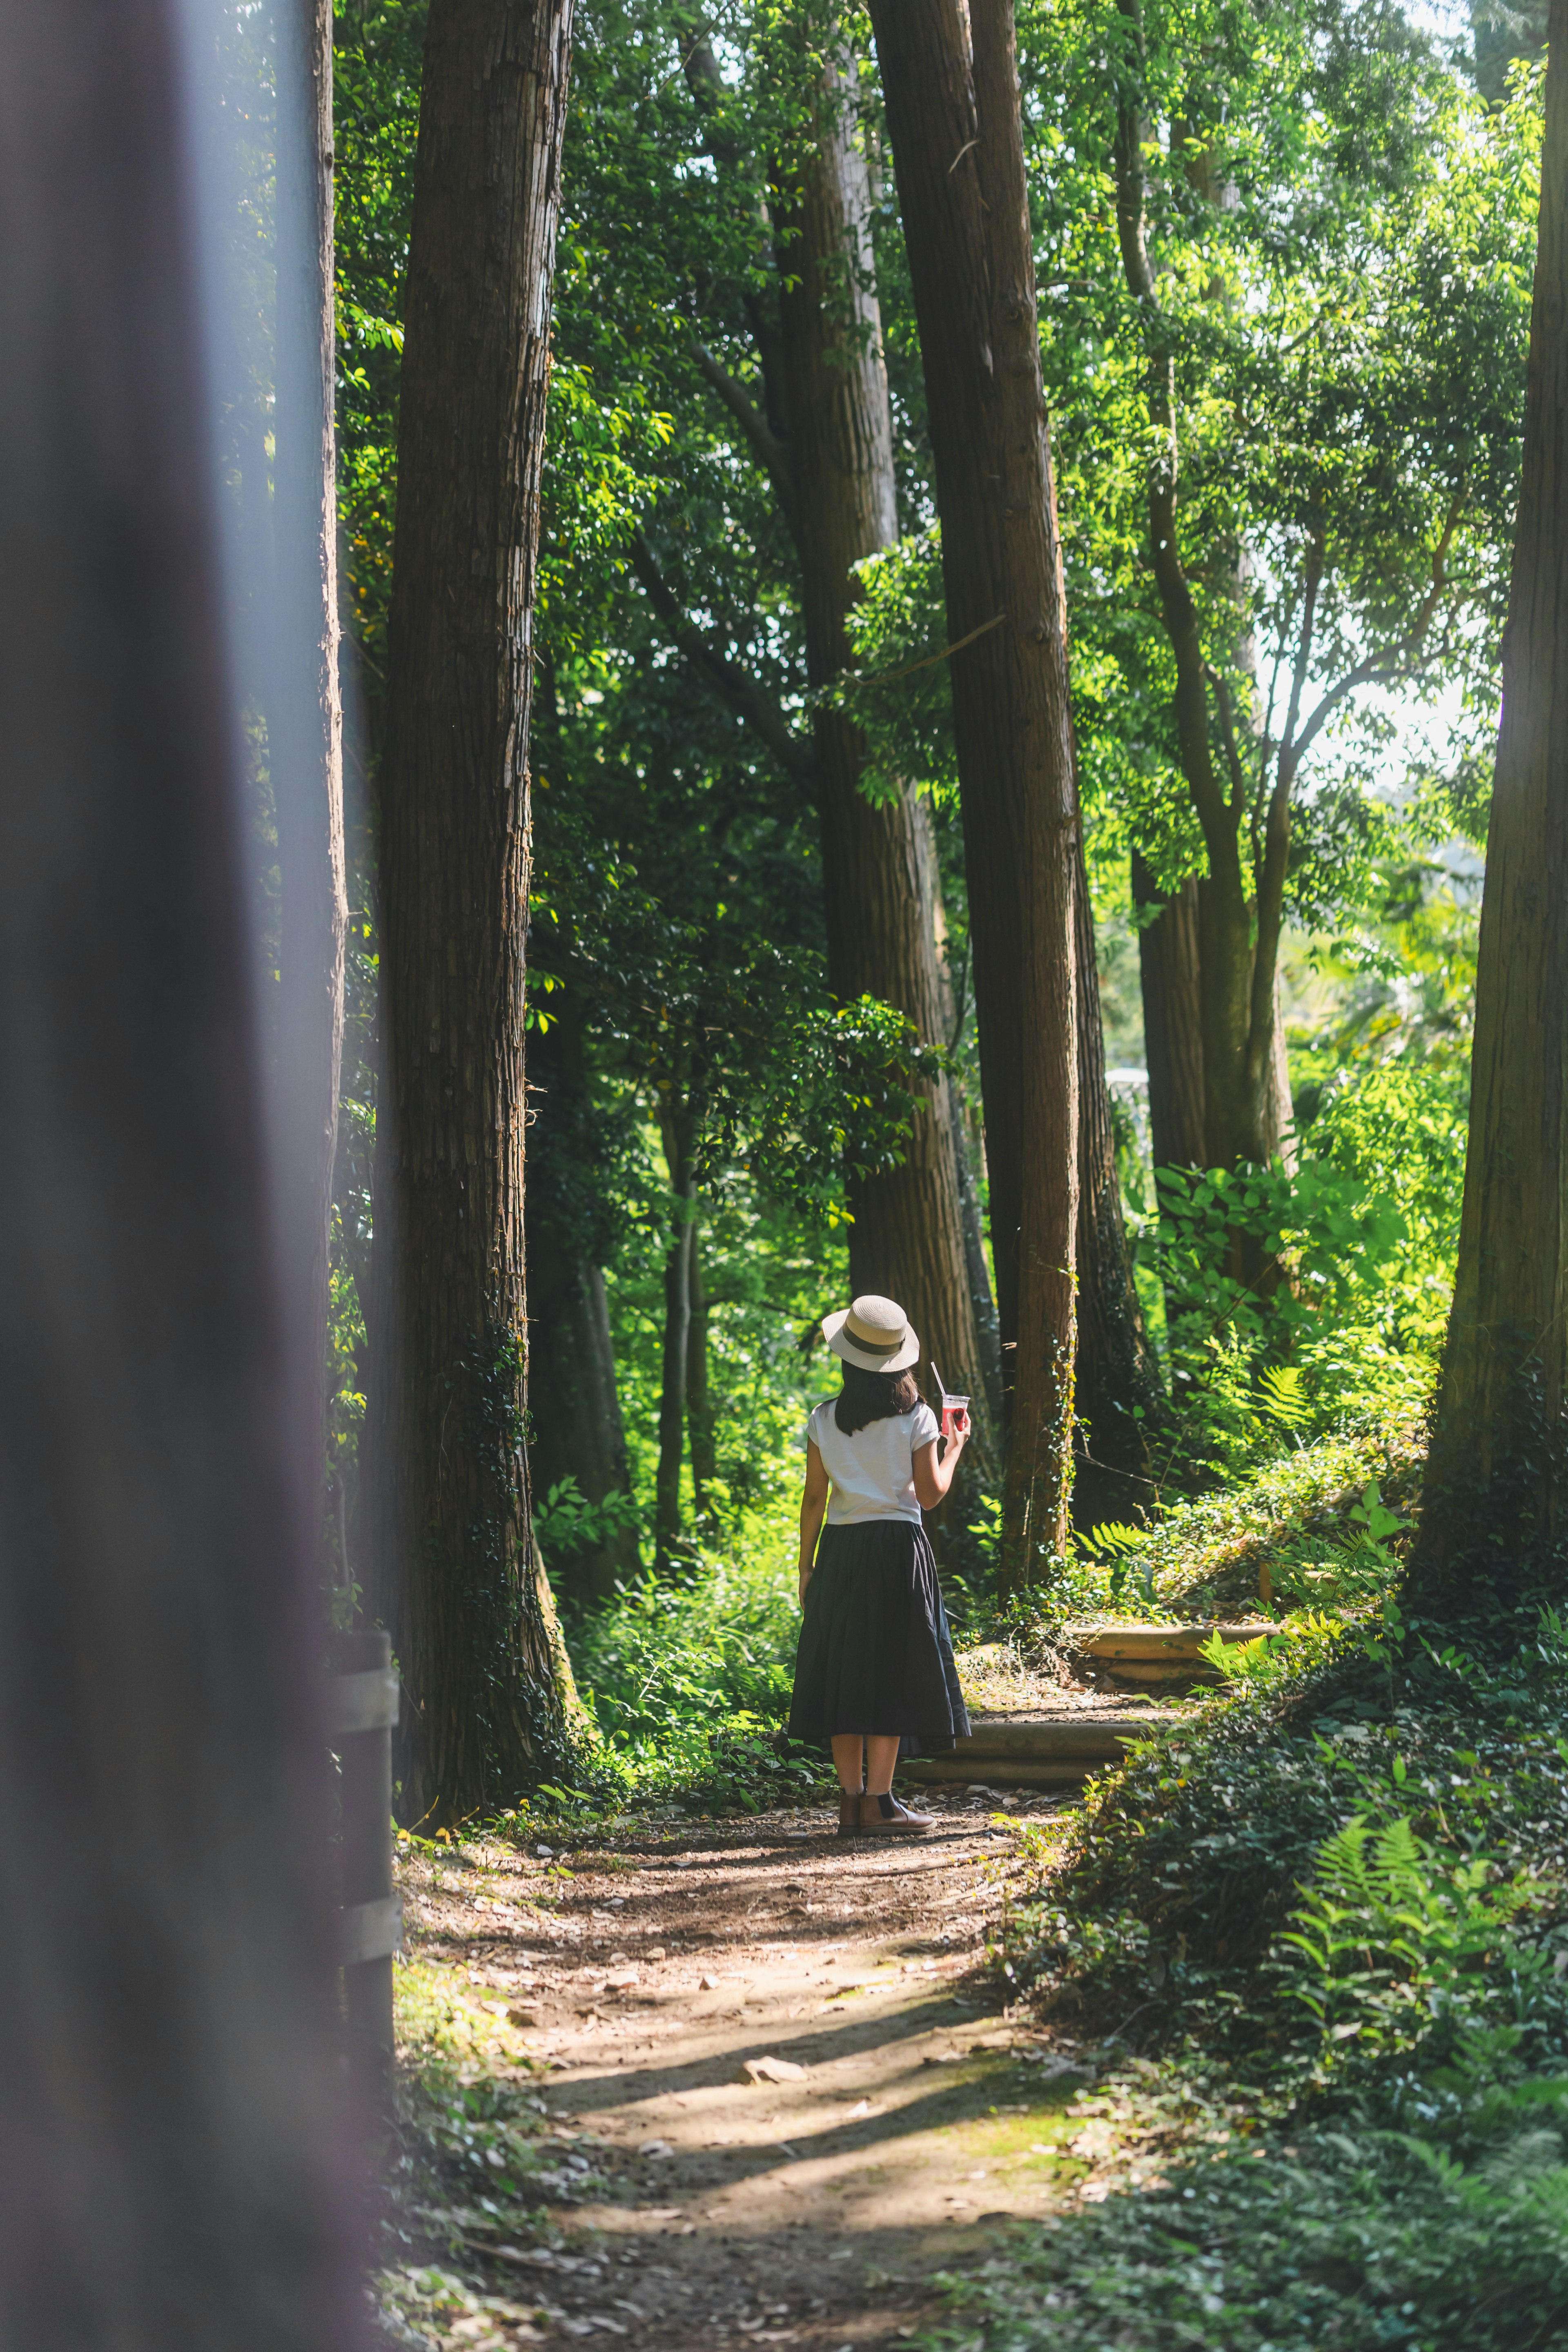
{"left": 365, "top": 0, "right": 578, "bottom": 1823}
{"left": 869, "top": 0, "right": 1080, "bottom": 1585}
{"left": 1133, "top": 854, "right": 1206, "bottom": 1174}
{"left": 773, "top": 53, "right": 996, "bottom": 1483}
{"left": 1073, "top": 846, "right": 1169, "bottom": 1527}
{"left": 0, "top": 2, "right": 356, "bottom": 2334}
{"left": 272, "top": 0, "right": 348, "bottom": 1535}
{"left": 1418, "top": 0, "right": 1568, "bottom": 1588}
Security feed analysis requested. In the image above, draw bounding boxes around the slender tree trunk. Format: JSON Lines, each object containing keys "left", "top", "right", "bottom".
{"left": 0, "top": 2, "right": 355, "bottom": 2331}
{"left": 1417, "top": 0, "right": 1568, "bottom": 1593}
{"left": 525, "top": 1008, "right": 639, "bottom": 1603}
{"left": 1133, "top": 854, "right": 1206, "bottom": 1172}
{"left": 655, "top": 1109, "right": 697, "bottom": 1566}
{"left": 1114, "top": 11, "right": 1283, "bottom": 1176}
{"left": 687, "top": 1229, "right": 717, "bottom": 1519}
{"left": 365, "top": 0, "right": 578, "bottom": 1824}
{"left": 528, "top": 1261, "right": 640, "bottom": 1601}
{"left": 920, "top": 793, "right": 1005, "bottom": 1430}
{"left": 272, "top": 0, "right": 348, "bottom": 1537}
{"left": 869, "top": 0, "right": 1080, "bottom": 1586}
{"left": 1072, "top": 844, "right": 1169, "bottom": 1526}
{"left": 774, "top": 51, "right": 996, "bottom": 1479}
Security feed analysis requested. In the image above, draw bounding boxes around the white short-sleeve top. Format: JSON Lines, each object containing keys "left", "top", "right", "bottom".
{"left": 804, "top": 1396, "right": 941, "bottom": 1526}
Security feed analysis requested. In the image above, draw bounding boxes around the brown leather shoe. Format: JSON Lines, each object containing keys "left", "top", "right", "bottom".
{"left": 837, "top": 1788, "right": 867, "bottom": 1837}
{"left": 861, "top": 1792, "right": 934, "bottom": 1835}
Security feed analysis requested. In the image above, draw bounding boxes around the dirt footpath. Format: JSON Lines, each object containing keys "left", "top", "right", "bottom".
{"left": 396, "top": 1789, "right": 1101, "bottom": 2348}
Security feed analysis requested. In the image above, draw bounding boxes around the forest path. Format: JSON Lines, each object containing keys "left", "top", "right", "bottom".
{"left": 399, "top": 1790, "right": 1098, "bottom": 2349}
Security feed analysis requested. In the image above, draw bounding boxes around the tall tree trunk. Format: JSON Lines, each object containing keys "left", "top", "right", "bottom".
{"left": 869, "top": 0, "right": 1080, "bottom": 1587}
{"left": 365, "top": 0, "right": 578, "bottom": 1824}
{"left": 1133, "top": 854, "right": 1206, "bottom": 1173}
{"left": 655, "top": 1109, "right": 697, "bottom": 1566}
{"left": 1417, "top": 0, "right": 1568, "bottom": 1595}
{"left": 774, "top": 50, "right": 996, "bottom": 1480}
{"left": 0, "top": 2, "right": 354, "bottom": 2331}
{"left": 272, "top": 0, "right": 348, "bottom": 1537}
{"left": 1072, "top": 844, "right": 1169, "bottom": 1527}
{"left": 687, "top": 1229, "right": 717, "bottom": 1519}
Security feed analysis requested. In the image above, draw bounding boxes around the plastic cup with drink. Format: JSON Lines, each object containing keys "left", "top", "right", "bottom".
{"left": 930, "top": 1363, "right": 971, "bottom": 1444}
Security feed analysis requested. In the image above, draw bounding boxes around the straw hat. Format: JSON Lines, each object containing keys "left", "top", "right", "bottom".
{"left": 822, "top": 1293, "right": 921, "bottom": 1374}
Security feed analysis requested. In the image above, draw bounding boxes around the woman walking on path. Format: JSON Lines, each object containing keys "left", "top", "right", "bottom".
{"left": 788, "top": 1295, "right": 972, "bottom": 1837}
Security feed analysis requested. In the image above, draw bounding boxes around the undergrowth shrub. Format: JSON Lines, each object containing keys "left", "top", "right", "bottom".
{"left": 554, "top": 1516, "right": 827, "bottom": 1811}
{"left": 958, "top": 1585, "right": 1568, "bottom": 2352}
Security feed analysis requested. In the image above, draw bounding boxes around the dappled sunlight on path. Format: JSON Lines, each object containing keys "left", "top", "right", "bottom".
{"left": 392, "top": 1796, "right": 1099, "bottom": 2347}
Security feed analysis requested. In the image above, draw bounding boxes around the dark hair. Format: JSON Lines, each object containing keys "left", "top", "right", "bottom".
{"left": 833, "top": 1361, "right": 923, "bottom": 1434}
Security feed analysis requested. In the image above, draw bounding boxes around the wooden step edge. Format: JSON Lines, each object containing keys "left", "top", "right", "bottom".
{"left": 900, "top": 1759, "right": 1099, "bottom": 1786}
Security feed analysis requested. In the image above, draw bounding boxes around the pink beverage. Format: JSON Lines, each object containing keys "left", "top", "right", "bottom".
{"left": 931, "top": 1364, "right": 969, "bottom": 1441}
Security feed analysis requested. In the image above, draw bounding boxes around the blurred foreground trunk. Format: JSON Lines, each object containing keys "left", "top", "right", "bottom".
{"left": 273, "top": 0, "right": 348, "bottom": 1544}
{"left": 0, "top": 2, "right": 356, "bottom": 2336}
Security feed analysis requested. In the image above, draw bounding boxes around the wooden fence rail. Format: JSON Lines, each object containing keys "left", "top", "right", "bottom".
{"left": 327, "top": 1629, "right": 400, "bottom": 2104}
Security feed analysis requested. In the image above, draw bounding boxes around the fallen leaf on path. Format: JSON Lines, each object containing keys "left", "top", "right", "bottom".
{"left": 740, "top": 2055, "right": 806, "bottom": 2085}
{"left": 699, "top": 1973, "right": 721, "bottom": 1990}
{"left": 637, "top": 2138, "right": 674, "bottom": 2158}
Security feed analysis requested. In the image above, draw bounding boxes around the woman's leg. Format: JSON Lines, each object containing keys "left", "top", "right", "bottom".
{"left": 831, "top": 1734, "right": 865, "bottom": 1794}
{"left": 864, "top": 1734, "right": 901, "bottom": 1795}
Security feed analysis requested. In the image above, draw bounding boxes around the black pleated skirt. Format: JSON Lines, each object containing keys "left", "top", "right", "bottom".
{"left": 788, "top": 1517, "right": 970, "bottom": 1758}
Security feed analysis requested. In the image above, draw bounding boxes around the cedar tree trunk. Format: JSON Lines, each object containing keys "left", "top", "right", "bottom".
{"left": 0, "top": 2, "right": 356, "bottom": 2333}
{"left": 1418, "top": 0, "right": 1568, "bottom": 1588}
{"left": 774, "top": 52, "right": 996, "bottom": 1482}
{"left": 869, "top": 0, "right": 1080, "bottom": 1586}
{"left": 272, "top": 0, "right": 348, "bottom": 1524}
{"left": 366, "top": 0, "right": 578, "bottom": 1824}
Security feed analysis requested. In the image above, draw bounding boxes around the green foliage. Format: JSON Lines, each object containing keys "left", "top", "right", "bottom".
{"left": 555, "top": 1510, "right": 827, "bottom": 1811}
{"left": 532, "top": 1476, "right": 642, "bottom": 1565}
{"left": 1277, "top": 1811, "right": 1536, "bottom": 2069}
{"left": 1139, "top": 1050, "right": 1470, "bottom": 1488}
{"left": 952, "top": 1593, "right": 1568, "bottom": 2350}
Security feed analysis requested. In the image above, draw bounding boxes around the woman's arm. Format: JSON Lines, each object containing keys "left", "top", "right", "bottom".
{"left": 913, "top": 1408, "right": 971, "bottom": 1509}
{"left": 798, "top": 1440, "right": 829, "bottom": 1602}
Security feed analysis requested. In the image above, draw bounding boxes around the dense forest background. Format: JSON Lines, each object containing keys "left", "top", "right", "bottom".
{"left": 306, "top": 0, "right": 1535, "bottom": 1684}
